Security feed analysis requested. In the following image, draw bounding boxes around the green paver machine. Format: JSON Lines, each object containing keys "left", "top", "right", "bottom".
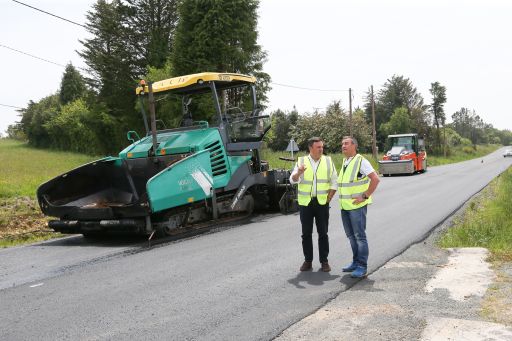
{"left": 37, "top": 72, "right": 297, "bottom": 237}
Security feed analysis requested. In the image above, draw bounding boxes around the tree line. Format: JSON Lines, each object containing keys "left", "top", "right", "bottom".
{"left": 7, "top": 0, "right": 511, "bottom": 156}
{"left": 8, "top": 0, "right": 267, "bottom": 155}
{"left": 267, "top": 75, "right": 512, "bottom": 155}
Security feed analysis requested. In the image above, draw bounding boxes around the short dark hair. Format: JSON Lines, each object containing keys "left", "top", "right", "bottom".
{"left": 342, "top": 136, "right": 358, "bottom": 148}
{"left": 308, "top": 137, "right": 323, "bottom": 148}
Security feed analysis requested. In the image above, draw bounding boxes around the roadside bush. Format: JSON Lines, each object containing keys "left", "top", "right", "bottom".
{"left": 290, "top": 102, "right": 371, "bottom": 153}
{"left": 44, "top": 99, "right": 101, "bottom": 154}
{"left": 462, "top": 146, "right": 476, "bottom": 154}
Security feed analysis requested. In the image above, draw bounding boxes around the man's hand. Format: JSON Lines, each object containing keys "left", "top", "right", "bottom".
{"left": 292, "top": 164, "right": 306, "bottom": 182}
{"left": 297, "top": 164, "right": 306, "bottom": 175}
{"left": 327, "top": 189, "right": 336, "bottom": 203}
{"left": 352, "top": 196, "right": 366, "bottom": 205}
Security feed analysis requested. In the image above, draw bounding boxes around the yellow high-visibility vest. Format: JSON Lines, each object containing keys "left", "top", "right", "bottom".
{"left": 297, "top": 155, "right": 333, "bottom": 206}
{"left": 337, "top": 154, "right": 372, "bottom": 210}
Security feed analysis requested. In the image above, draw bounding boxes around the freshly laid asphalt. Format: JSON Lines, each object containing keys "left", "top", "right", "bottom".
{"left": 0, "top": 148, "right": 511, "bottom": 340}
{"left": 276, "top": 214, "right": 512, "bottom": 340}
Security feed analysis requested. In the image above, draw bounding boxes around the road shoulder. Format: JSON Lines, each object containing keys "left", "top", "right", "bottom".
{"left": 275, "top": 207, "right": 512, "bottom": 340}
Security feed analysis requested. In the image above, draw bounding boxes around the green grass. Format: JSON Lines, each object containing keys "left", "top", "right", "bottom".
{"left": 438, "top": 166, "right": 512, "bottom": 261}
{"left": 0, "top": 232, "right": 62, "bottom": 248}
{"left": 0, "top": 139, "right": 98, "bottom": 247}
{"left": 427, "top": 144, "right": 501, "bottom": 167}
{"left": 0, "top": 139, "right": 99, "bottom": 198}
{"left": 261, "top": 149, "right": 381, "bottom": 171}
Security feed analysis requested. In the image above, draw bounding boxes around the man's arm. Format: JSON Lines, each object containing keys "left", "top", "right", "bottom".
{"left": 352, "top": 171, "right": 380, "bottom": 205}
{"left": 364, "top": 171, "right": 380, "bottom": 197}
{"left": 289, "top": 163, "right": 305, "bottom": 184}
{"left": 327, "top": 161, "right": 337, "bottom": 202}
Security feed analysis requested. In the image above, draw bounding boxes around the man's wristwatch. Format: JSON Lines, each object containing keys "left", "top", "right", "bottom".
{"left": 362, "top": 193, "right": 369, "bottom": 200}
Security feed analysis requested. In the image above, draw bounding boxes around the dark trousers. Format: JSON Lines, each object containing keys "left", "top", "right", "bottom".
{"left": 299, "top": 198, "right": 329, "bottom": 263}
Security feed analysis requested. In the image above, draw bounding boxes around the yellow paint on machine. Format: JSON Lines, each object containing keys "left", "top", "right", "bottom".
{"left": 135, "top": 72, "right": 256, "bottom": 95}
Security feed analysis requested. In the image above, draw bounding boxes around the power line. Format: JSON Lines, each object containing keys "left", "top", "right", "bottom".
{"left": 271, "top": 82, "right": 350, "bottom": 92}
{"left": 0, "top": 43, "right": 348, "bottom": 92}
{"left": 0, "top": 43, "right": 66, "bottom": 68}
{"left": 0, "top": 43, "right": 90, "bottom": 74}
{"left": 0, "top": 103, "right": 23, "bottom": 109}
{"left": 9, "top": 1, "right": 356, "bottom": 96}
{"left": 11, "top": 0, "right": 87, "bottom": 28}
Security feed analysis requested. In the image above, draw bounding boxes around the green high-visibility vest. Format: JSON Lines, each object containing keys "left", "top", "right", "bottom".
{"left": 297, "top": 155, "right": 333, "bottom": 206}
{"left": 338, "top": 154, "right": 372, "bottom": 210}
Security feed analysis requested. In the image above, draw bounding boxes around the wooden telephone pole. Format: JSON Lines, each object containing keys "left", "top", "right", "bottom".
{"left": 371, "top": 85, "right": 377, "bottom": 160}
{"left": 348, "top": 88, "right": 353, "bottom": 136}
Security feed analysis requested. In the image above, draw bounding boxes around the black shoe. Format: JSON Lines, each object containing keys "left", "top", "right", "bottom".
{"left": 321, "top": 262, "right": 331, "bottom": 272}
{"left": 300, "top": 261, "right": 312, "bottom": 271}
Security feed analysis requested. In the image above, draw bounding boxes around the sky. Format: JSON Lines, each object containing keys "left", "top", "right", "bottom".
{"left": 1, "top": 0, "right": 512, "bottom": 136}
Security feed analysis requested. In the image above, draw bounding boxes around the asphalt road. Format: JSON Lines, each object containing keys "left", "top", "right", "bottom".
{"left": 1, "top": 148, "right": 511, "bottom": 340}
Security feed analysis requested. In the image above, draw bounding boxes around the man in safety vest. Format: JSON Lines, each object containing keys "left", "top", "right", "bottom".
{"left": 290, "top": 137, "right": 337, "bottom": 272}
{"left": 338, "top": 136, "right": 380, "bottom": 278}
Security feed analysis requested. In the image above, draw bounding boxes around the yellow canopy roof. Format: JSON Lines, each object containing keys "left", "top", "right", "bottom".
{"left": 136, "top": 72, "right": 256, "bottom": 95}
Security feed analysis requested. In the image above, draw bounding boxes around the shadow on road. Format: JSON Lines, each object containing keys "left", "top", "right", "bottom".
{"left": 288, "top": 270, "right": 341, "bottom": 289}
{"left": 344, "top": 278, "right": 384, "bottom": 292}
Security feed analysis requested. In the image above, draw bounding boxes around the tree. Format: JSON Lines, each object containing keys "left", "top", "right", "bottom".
{"left": 290, "top": 101, "right": 371, "bottom": 153}
{"left": 79, "top": 0, "right": 140, "bottom": 120}
{"left": 380, "top": 107, "right": 413, "bottom": 137}
{"left": 365, "top": 75, "right": 429, "bottom": 148}
{"left": 19, "top": 94, "right": 61, "bottom": 148}
{"left": 451, "top": 108, "right": 494, "bottom": 146}
{"left": 44, "top": 99, "right": 101, "bottom": 153}
{"left": 125, "top": 0, "right": 179, "bottom": 69}
{"left": 266, "top": 107, "right": 298, "bottom": 151}
{"left": 60, "top": 63, "right": 86, "bottom": 105}
{"left": 171, "top": 0, "right": 270, "bottom": 122}
{"left": 6, "top": 122, "right": 25, "bottom": 140}
{"left": 429, "top": 82, "right": 447, "bottom": 153}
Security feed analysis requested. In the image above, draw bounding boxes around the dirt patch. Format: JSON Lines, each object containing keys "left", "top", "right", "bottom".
{"left": 0, "top": 196, "right": 57, "bottom": 243}
{"left": 482, "top": 261, "right": 512, "bottom": 326}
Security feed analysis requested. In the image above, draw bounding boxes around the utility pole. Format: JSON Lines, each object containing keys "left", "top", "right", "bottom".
{"left": 371, "top": 85, "right": 377, "bottom": 160}
{"left": 443, "top": 121, "right": 447, "bottom": 157}
{"left": 349, "top": 88, "right": 353, "bottom": 136}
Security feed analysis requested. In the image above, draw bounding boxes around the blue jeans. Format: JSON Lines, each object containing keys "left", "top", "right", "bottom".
{"left": 341, "top": 206, "right": 368, "bottom": 268}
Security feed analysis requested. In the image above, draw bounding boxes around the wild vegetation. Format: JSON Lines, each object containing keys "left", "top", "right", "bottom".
{"left": 0, "top": 139, "right": 97, "bottom": 247}
{"left": 438, "top": 166, "right": 512, "bottom": 261}
{"left": 437, "top": 166, "right": 512, "bottom": 325}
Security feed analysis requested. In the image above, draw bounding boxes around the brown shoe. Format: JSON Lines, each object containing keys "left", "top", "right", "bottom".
{"left": 321, "top": 262, "right": 331, "bottom": 272}
{"left": 300, "top": 261, "right": 313, "bottom": 271}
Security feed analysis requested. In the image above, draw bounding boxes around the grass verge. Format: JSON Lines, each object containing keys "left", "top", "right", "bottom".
{"left": 0, "top": 196, "right": 62, "bottom": 248}
{"left": 0, "top": 139, "right": 97, "bottom": 246}
{"left": 437, "top": 166, "right": 512, "bottom": 325}
{"left": 427, "top": 144, "right": 501, "bottom": 167}
{"left": 0, "top": 139, "right": 98, "bottom": 198}
{"left": 437, "top": 167, "right": 512, "bottom": 261}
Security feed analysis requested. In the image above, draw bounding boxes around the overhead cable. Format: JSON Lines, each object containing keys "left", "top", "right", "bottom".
{"left": 0, "top": 103, "right": 23, "bottom": 109}
{"left": 0, "top": 43, "right": 90, "bottom": 74}
{"left": 271, "top": 82, "right": 350, "bottom": 92}
{"left": 0, "top": 43, "right": 66, "bottom": 68}
{"left": 11, "top": 0, "right": 87, "bottom": 28}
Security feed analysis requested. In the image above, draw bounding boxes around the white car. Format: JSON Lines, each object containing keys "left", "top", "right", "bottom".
{"left": 504, "top": 149, "right": 512, "bottom": 158}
